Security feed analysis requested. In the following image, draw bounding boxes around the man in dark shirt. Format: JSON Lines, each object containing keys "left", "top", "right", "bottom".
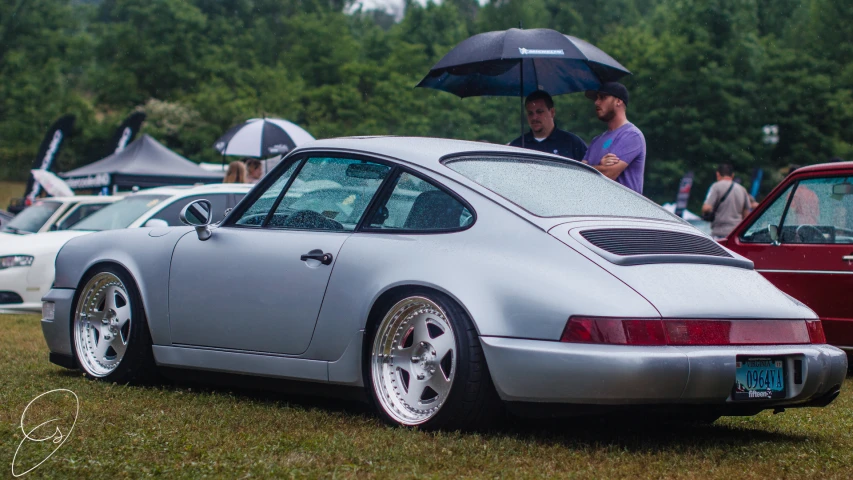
{"left": 508, "top": 90, "right": 587, "bottom": 160}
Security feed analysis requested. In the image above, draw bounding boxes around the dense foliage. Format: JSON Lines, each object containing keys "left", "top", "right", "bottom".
{"left": 1, "top": 0, "right": 851, "bottom": 207}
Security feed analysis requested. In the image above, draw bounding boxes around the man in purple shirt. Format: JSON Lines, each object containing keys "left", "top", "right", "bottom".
{"left": 582, "top": 82, "right": 646, "bottom": 194}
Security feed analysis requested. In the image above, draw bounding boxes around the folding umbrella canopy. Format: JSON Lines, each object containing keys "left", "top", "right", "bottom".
{"left": 214, "top": 118, "right": 315, "bottom": 158}
{"left": 30, "top": 169, "right": 74, "bottom": 197}
{"left": 417, "top": 28, "right": 631, "bottom": 144}
{"left": 62, "top": 134, "right": 223, "bottom": 190}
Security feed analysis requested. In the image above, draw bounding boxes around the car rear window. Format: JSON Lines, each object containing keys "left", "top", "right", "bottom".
{"left": 444, "top": 155, "right": 675, "bottom": 220}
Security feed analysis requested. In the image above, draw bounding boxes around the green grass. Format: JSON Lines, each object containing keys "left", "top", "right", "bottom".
{"left": 0, "top": 181, "right": 25, "bottom": 211}
{"left": 2, "top": 313, "right": 851, "bottom": 479}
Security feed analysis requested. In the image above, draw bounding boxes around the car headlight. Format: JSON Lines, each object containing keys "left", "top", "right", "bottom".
{"left": 0, "top": 255, "right": 34, "bottom": 269}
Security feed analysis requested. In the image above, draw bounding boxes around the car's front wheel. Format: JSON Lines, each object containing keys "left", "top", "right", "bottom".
{"left": 366, "top": 290, "right": 500, "bottom": 430}
{"left": 72, "top": 266, "right": 156, "bottom": 383}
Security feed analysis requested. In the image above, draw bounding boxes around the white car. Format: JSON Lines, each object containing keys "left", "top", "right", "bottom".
{"left": 0, "top": 184, "right": 251, "bottom": 312}
{"left": 0, "top": 196, "right": 120, "bottom": 240}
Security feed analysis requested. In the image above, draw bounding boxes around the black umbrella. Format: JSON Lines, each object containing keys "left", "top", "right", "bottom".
{"left": 417, "top": 28, "right": 631, "bottom": 144}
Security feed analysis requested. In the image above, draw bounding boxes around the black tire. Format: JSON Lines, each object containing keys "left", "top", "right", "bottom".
{"left": 364, "top": 287, "right": 502, "bottom": 430}
{"left": 71, "top": 265, "right": 157, "bottom": 384}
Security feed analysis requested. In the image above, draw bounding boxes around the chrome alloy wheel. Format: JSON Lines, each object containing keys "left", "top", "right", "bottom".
{"left": 371, "top": 296, "right": 457, "bottom": 426}
{"left": 73, "top": 272, "right": 133, "bottom": 377}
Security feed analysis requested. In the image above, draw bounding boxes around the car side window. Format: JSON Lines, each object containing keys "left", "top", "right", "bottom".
{"left": 267, "top": 157, "right": 391, "bottom": 231}
{"left": 152, "top": 194, "right": 230, "bottom": 226}
{"left": 235, "top": 160, "right": 302, "bottom": 226}
{"left": 365, "top": 172, "right": 473, "bottom": 231}
{"left": 780, "top": 177, "right": 853, "bottom": 244}
{"left": 741, "top": 184, "right": 794, "bottom": 243}
{"left": 55, "top": 203, "right": 109, "bottom": 230}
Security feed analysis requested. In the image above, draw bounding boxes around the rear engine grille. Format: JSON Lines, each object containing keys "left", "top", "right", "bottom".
{"left": 0, "top": 291, "right": 24, "bottom": 304}
{"left": 580, "top": 228, "right": 732, "bottom": 258}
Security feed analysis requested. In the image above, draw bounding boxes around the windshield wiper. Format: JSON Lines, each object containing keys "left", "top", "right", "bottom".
{"left": 3, "top": 226, "right": 29, "bottom": 235}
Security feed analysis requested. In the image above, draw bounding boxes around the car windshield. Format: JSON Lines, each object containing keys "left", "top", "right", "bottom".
{"left": 1, "top": 200, "right": 63, "bottom": 233}
{"left": 71, "top": 195, "right": 170, "bottom": 231}
{"left": 445, "top": 156, "right": 676, "bottom": 220}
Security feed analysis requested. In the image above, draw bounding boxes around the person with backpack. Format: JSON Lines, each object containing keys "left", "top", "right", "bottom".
{"left": 702, "top": 163, "right": 751, "bottom": 240}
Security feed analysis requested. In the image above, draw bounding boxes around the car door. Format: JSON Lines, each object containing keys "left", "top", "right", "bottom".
{"left": 168, "top": 155, "right": 393, "bottom": 355}
{"left": 728, "top": 174, "right": 853, "bottom": 347}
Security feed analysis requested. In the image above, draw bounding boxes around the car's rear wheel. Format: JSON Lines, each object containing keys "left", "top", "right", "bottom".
{"left": 72, "top": 266, "right": 156, "bottom": 383}
{"left": 366, "top": 289, "right": 500, "bottom": 430}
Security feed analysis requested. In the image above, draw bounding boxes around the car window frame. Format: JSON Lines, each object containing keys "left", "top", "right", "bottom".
{"left": 222, "top": 154, "right": 306, "bottom": 228}
{"left": 222, "top": 152, "right": 399, "bottom": 232}
{"left": 54, "top": 201, "right": 112, "bottom": 231}
{"left": 739, "top": 173, "right": 853, "bottom": 244}
{"left": 358, "top": 165, "right": 477, "bottom": 235}
{"left": 779, "top": 175, "right": 853, "bottom": 244}
{"left": 738, "top": 182, "right": 795, "bottom": 244}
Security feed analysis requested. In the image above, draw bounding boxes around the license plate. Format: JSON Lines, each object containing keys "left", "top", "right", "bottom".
{"left": 733, "top": 357, "right": 786, "bottom": 400}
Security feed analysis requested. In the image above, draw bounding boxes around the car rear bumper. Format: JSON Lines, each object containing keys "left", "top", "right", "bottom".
{"left": 480, "top": 337, "right": 847, "bottom": 407}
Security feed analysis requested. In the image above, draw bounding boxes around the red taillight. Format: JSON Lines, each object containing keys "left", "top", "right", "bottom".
{"left": 561, "top": 317, "right": 819, "bottom": 346}
{"left": 806, "top": 319, "right": 826, "bottom": 344}
{"left": 560, "top": 317, "right": 666, "bottom": 345}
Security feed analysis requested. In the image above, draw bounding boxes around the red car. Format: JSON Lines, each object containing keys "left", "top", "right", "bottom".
{"left": 723, "top": 161, "right": 853, "bottom": 359}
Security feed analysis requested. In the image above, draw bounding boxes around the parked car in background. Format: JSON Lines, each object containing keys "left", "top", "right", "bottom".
{"left": 40, "top": 137, "right": 845, "bottom": 430}
{"left": 0, "top": 196, "right": 119, "bottom": 239}
{"left": 0, "top": 184, "right": 250, "bottom": 312}
{"left": 723, "top": 161, "right": 853, "bottom": 359}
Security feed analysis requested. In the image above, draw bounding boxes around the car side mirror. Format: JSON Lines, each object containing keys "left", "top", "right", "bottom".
{"left": 180, "top": 199, "right": 213, "bottom": 241}
{"left": 768, "top": 224, "right": 780, "bottom": 246}
{"left": 144, "top": 218, "right": 169, "bottom": 228}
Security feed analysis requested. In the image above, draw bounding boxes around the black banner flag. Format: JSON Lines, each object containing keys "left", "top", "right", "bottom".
{"left": 110, "top": 112, "right": 146, "bottom": 153}
{"left": 674, "top": 171, "right": 694, "bottom": 218}
{"left": 23, "top": 115, "right": 75, "bottom": 204}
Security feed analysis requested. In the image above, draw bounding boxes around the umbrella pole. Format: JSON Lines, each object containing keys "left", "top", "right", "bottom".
{"left": 520, "top": 59, "right": 524, "bottom": 148}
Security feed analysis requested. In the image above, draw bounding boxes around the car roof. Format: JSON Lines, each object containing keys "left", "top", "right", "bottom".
{"left": 293, "top": 136, "right": 581, "bottom": 168}
{"left": 792, "top": 161, "right": 853, "bottom": 175}
{"left": 131, "top": 183, "right": 254, "bottom": 198}
{"left": 35, "top": 195, "right": 121, "bottom": 204}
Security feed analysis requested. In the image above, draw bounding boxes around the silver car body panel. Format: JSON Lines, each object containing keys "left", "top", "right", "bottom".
{"left": 547, "top": 219, "right": 816, "bottom": 319}
{"left": 169, "top": 228, "right": 352, "bottom": 355}
{"left": 53, "top": 227, "right": 191, "bottom": 346}
{"left": 41, "top": 137, "right": 847, "bottom": 408}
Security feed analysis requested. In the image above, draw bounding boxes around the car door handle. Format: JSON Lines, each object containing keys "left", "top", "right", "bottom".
{"left": 843, "top": 255, "right": 853, "bottom": 261}
{"left": 300, "top": 252, "right": 333, "bottom": 265}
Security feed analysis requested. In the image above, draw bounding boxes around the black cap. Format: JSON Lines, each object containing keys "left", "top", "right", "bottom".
{"left": 585, "top": 82, "right": 629, "bottom": 106}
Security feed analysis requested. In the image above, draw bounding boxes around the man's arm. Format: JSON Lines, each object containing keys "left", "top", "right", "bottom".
{"left": 593, "top": 132, "right": 642, "bottom": 180}
{"left": 592, "top": 159, "right": 629, "bottom": 180}
{"left": 702, "top": 185, "right": 718, "bottom": 214}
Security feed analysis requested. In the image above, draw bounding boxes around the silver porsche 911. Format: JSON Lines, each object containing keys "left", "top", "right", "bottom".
{"left": 41, "top": 137, "right": 847, "bottom": 429}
